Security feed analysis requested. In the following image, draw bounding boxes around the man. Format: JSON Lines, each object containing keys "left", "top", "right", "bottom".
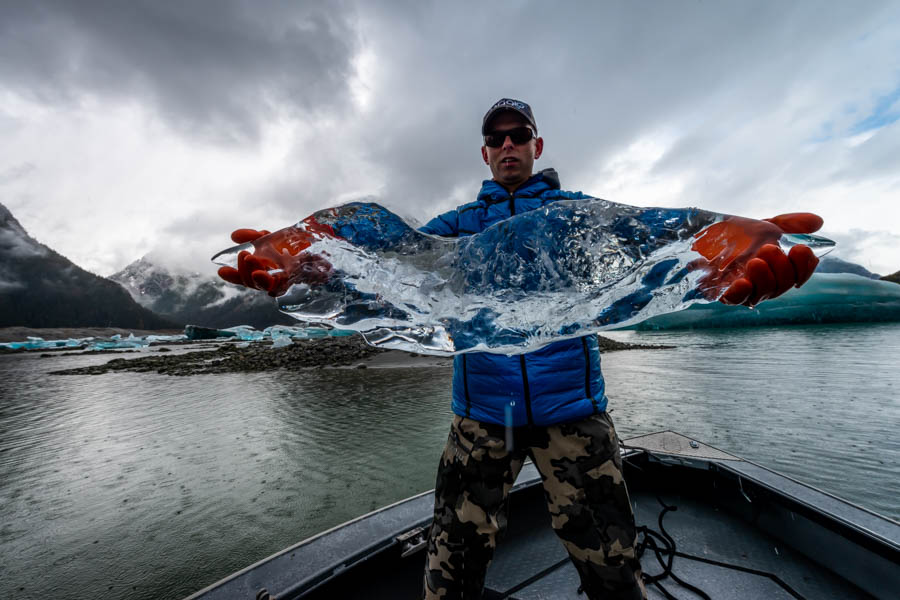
{"left": 218, "top": 98, "right": 821, "bottom": 600}
{"left": 417, "top": 98, "right": 820, "bottom": 600}
{"left": 418, "top": 99, "right": 648, "bottom": 600}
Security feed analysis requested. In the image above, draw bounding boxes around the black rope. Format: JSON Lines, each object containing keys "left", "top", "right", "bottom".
{"left": 639, "top": 497, "right": 713, "bottom": 600}
{"left": 497, "top": 556, "right": 570, "bottom": 598}
{"left": 611, "top": 441, "right": 809, "bottom": 600}
{"left": 669, "top": 552, "right": 808, "bottom": 600}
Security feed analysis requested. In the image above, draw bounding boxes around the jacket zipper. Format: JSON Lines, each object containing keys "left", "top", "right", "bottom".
{"left": 462, "top": 355, "right": 471, "bottom": 417}
{"left": 582, "top": 337, "right": 599, "bottom": 413}
{"left": 519, "top": 355, "right": 534, "bottom": 426}
{"left": 509, "top": 191, "right": 533, "bottom": 425}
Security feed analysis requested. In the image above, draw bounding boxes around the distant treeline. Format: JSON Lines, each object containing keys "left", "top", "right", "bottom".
{"left": 0, "top": 245, "right": 178, "bottom": 330}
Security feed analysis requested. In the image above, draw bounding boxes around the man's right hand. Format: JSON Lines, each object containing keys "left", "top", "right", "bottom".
{"left": 691, "top": 213, "right": 822, "bottom": 307}
{"left": 217, "top": 228, "right": 332, "bottom": 296}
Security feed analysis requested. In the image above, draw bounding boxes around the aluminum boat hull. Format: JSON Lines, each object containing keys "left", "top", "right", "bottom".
{"left": 187, "top": 431, "right": 899, "bottom": 599}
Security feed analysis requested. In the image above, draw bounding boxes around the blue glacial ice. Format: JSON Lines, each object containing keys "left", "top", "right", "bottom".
{"left": 0, "top": 333, "right": 186, "bottom": 351}
{"left": 213, "top": 200, "right": 835, "bottom": 355}
{"left": 626, "top": 273, "right": 900, "bottom": 330}
{"left": 0, "top": 326, "right": 353, "bottom": 351}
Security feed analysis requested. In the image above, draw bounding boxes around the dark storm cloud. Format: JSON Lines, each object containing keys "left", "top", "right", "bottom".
{"left": 3, "top": 1, "right": 898, "bottom": 274}
{"left": 325, "top": 1, "right": 896, "bottom": 217}
{"left": 0, "top": 0, "right": 359, "bottom": 142}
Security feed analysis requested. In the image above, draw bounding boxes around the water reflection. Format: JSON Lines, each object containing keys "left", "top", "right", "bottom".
{"left": 0, "top": 356, "right": 454, "bottom": 600}
{"left": 602, "top": 323, "right": 900, "bottom": 519}
{"left": 1, "top": 324, "right": 898, "bottom": 600}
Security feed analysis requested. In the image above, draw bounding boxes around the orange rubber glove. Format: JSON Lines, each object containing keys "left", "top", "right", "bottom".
{"left": 692, "top": 212, "right": 822, "bottom": 307}
{"left": 217, "top": 224, "right": 333, "bottom": 296}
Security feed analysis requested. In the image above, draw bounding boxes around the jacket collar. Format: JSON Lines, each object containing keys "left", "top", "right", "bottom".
{"left": 477, "top": 168, "right": 561, "bottom": 203}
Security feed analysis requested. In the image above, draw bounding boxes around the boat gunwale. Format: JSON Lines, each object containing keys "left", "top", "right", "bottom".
{"left": 624, "top": 430, "right": 899, "bottom": 533}
{"left": 185, "top": 464, "right": 548, "bottom": 599}
{"left": 709, "top": 458, "right": 900, "bottom": 555}
{"left": 633, "top": 430, "right": 900, "bottom": 531}
{"left": 184, "top": 489, "right": 434, "bottom": 600}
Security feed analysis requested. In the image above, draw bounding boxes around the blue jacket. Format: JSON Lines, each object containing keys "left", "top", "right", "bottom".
{"left": 420, "top": 168, "right": 608, "bottom": 426}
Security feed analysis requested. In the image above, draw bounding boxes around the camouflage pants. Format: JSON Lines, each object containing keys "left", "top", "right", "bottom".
{"left": 423, "top": 413, "right": 646, "bottom": 600}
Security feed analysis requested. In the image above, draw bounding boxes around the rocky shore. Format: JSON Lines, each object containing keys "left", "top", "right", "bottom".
{"left": 49, "top": 336, "right": 387, "bottom": 376}
{"left": 44, "top": 334, "right": 671, "bottom": 376}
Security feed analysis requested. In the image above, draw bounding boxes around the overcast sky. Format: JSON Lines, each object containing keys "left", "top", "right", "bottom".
{"left": 1, "top": 0, "right": 899, "bottom": 278}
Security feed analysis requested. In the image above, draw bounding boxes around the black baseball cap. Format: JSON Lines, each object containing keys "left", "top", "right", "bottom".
{"left": 482, "top": 98, "right": 538, "bottom": 135}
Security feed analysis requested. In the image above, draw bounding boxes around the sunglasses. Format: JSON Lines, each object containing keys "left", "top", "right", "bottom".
{"left": 483, "top": 126, "right": 536, "bottom": 148}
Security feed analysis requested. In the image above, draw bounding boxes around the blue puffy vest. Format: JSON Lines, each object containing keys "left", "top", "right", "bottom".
{"left": 420, "top": 168, "right": 608, "bottom": 427}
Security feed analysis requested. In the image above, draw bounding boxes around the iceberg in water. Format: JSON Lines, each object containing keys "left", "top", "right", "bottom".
{"left": 628, "top": 273, "right": 900, "bottom": 330}
{"left": 0, "top": 336, "right": 87, "bottom": 350}
{"left": 0, "top": 325, "right": 351, "bottom": 351}
{"left": 182, "top": 324, "right": 353, "bottom": 341}
{"left": 215, "top": 324, "right": 354, "bottom": 341}
{"left": 213, "top": 200, "right": 833, "bottom": 355}
{"left": 0, "top": 333, "right": 187, "bottom": 351}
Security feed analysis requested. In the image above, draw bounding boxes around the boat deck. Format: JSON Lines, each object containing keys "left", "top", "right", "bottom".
{"left": 485, "top": 484, "right": 870, "bottom": 599}
{"left": 306, "top": 471, "right": 872, "bottom": 600}
{"left": 189, "top": 432, "right": 899, "bottom": 600}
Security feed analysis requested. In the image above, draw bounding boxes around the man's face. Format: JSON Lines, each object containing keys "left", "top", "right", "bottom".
{"left": 481, "top": 112, "right": 543, "bottom": 191}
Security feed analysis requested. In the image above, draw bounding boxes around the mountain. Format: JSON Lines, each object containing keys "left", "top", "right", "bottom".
{"left": 815, "top": 256, "right": 880, "bottom": 279}
{"left": 881, "top": 270, "right": 900, "bottom": 285}
{"left": 110, "top": 256, "right": 294, "bottom": 330}
{"left": 0, "top": 203, "right": 177, "bottom": 329}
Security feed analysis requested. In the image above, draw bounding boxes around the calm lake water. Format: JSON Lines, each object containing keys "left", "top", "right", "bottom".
{"left": 1, "top": 323, "right": 898, "bottom": 600}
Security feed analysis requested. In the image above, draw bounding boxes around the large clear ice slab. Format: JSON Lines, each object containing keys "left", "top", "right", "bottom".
{"left": 212, "top": 200, "right": 835, "bottom": 355}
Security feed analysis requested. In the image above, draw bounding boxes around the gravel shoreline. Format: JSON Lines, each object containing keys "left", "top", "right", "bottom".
{"left": 48, "top": 336, "right": 388, "bottom": 376}
{"left": 38, "top": 334, "right": 672, "bottom": 376}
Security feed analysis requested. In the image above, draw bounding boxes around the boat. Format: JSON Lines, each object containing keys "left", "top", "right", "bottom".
{"left": 186, "top": 431, "right": 899, "bottom": 599}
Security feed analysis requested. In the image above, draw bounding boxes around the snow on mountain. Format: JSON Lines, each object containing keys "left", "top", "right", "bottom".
{"left": 110, "top": 255, "right": 294, "bottom": 329}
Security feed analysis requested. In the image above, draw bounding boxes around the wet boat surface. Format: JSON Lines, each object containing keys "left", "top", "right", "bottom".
{"left": 187, "top": 431, "right": 899, "bottom": 599}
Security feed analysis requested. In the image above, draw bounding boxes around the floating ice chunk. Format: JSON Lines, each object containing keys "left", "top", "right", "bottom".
{"left": 264, "top": 325, "right": 306, "bottom": 339}
{"left": 223, "top": 325, "right": 265, "bottom": 341}
{"left": 0, "top": 333, "right": 187, "bottom": 351}
{"left": 1, "top": 336, "right": 92, "bottom": 350}
{"left": 184, "top": 325, "right": 238, "bottom": 340}
{"left": 271, "top": 336, "right": 293, "bottom": 348}
{"left": 145, "top": 334, "right": 186, "bottom": 343}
